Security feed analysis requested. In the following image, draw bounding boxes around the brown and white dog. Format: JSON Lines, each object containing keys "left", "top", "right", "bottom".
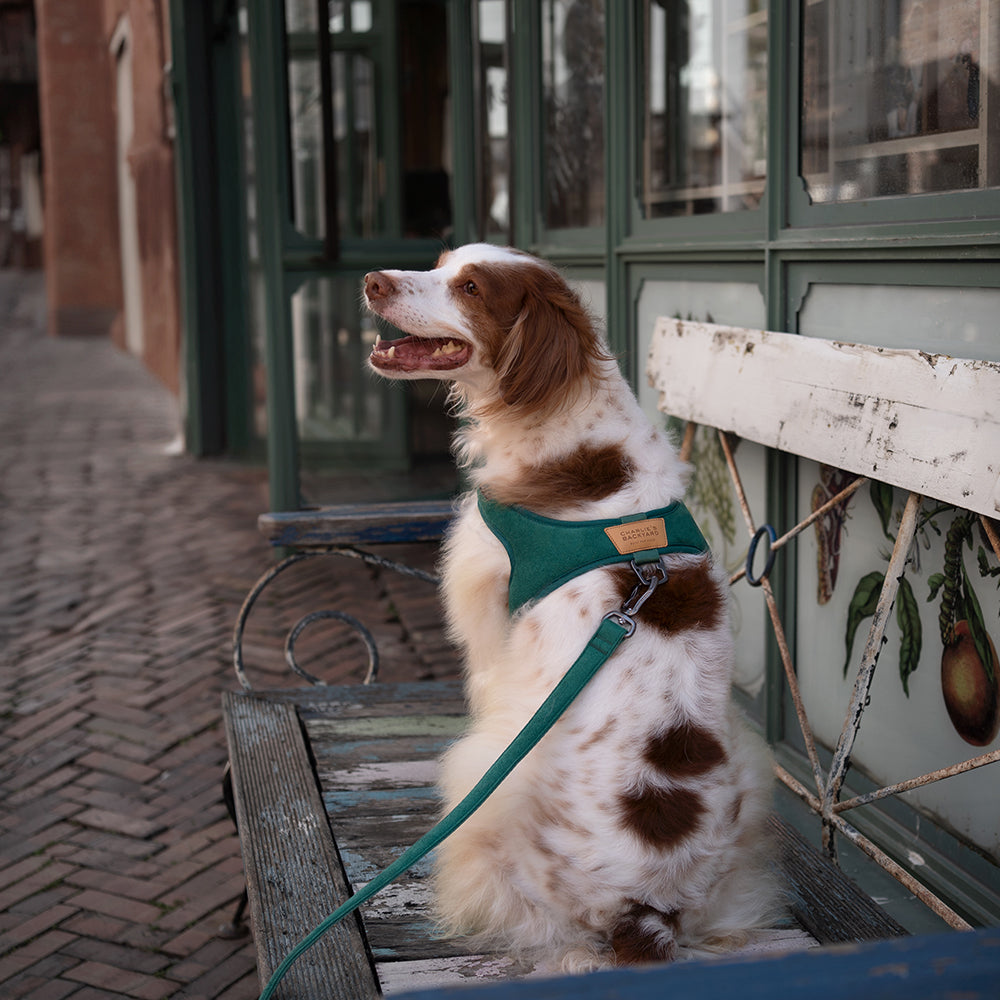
{"left": 364, "top": 244, "right": 777, "bottom": 972}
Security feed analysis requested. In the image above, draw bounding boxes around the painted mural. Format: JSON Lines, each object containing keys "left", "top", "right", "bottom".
{"left": 820, "top": 470, "right": 999, "bottom": 748}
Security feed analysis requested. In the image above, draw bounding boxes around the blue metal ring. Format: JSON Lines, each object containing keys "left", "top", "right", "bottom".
{"left": 745, "top": 524, "right": 777, "bottom": 587}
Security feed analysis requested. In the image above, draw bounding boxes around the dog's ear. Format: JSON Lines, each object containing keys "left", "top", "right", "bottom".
{"left": 492, "top": 268, "right": 606, "bottom": 414}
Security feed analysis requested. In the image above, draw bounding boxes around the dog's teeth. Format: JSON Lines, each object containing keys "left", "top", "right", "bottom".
{"left": 386, "top": 346, "right": 395, "bottom": 359}
{"left": 432, "top": 347, "right": 442, "bottom": 357}
{"left": 375, "top": 334, "right": 382, "bottom": 346}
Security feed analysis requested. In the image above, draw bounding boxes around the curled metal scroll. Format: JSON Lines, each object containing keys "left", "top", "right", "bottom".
{"left": 285, "top": 610, "right": 380, "bottom": 685}
{"left": 232, "top": 545, "right": 439, "bottom": 691}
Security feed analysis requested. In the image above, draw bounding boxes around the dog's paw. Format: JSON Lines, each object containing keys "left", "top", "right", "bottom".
{"left": 556, "top": 944, "right": 610, "bottom": 975}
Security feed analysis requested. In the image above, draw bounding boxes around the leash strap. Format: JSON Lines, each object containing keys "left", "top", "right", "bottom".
{"left": 257, "top": 562, "right": 664, "bottom": 999}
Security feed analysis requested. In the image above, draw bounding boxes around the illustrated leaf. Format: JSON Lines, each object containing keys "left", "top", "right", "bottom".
{"left": 961, "top": 564, "right": 995, "bottom": 685}
{"left": 926, "top": 573, "right": 946, "bottom": 601}
{"left": 896, "top": 576, "right": 921, "bottom": 697}
{"left": 844, "top": 571, "right": 885, "bottom": 676}
{"left": 869, "top": 481, "right": 895, "bottom": 540}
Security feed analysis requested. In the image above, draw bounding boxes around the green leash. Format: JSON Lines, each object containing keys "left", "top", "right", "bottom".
{"left": 258, "top": 559, "right": 667, "bottom": 1000}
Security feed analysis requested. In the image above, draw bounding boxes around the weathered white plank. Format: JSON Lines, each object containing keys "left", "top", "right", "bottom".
{"left": 377, "top": 930, "right": 817, "bottom": 995}
{"left": 646, "top": 319, "right": 1000, "bottom": 516}
{"left": 325, "top": 759, "right": 439, "bottom": 790}
{"left": 378, "top": 953, "right": 542, "bottom": 995}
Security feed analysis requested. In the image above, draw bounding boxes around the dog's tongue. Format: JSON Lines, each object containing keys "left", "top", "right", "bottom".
{"left": 370, "top": 335, "right": 470, "bottom": 372}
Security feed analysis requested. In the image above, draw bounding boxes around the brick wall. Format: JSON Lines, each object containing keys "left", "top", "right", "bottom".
{"left": 34, "top": 0, "right": 181, "bottom": 395}
{"left": 110, "top": 0, "right": 181, "bottom": 394}
{"left": 34, "top": 0, "right": 121, "bottom": 338}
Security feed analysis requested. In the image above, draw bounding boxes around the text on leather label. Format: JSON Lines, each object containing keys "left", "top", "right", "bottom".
{"left": 604, "top": 518, "right": 668, "bottom": 554}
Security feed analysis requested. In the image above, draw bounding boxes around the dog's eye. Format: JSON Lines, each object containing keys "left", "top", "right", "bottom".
{"left": 463, "top": 281, "right": 479, "bottom": 296}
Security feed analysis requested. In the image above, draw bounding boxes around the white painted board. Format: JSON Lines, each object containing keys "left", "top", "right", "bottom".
{"left": 646, "top": 319, "right": 1000, "bottom": 517}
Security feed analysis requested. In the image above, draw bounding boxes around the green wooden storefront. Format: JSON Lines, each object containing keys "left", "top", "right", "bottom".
{"left": 169, "top": 0, "right": 1000, "bottom": 931}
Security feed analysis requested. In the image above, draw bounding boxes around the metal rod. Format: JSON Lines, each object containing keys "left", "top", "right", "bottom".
{"left": 730, "top": 474, "right": 867, "bottom": 585}
{"left": 822, "top": 491, "right": 922, "bottom": 856}
{"left": 232, "top": 551, "right": 320, "bottom": 690}
{"left": 232, "top": 545, "right": 438, "bottom": 689}
{"left": 717, "top": 429, "right": 826, "bottom": 798}
{"left": 827, "top": 813, "right": 974, "bottom": 931}
{"left": 834, "top": 747, "right": 1000, "bottom": 813}
{"left": 718, "top": 430, "right": 757, "bottom": 536}
{"left": 773, "top": 762, "right": 823, "bottom": 813}
{"left": 679, "top": 420, "right": 698, "bottom": 464}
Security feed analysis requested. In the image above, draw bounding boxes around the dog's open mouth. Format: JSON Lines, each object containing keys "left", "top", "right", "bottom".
{"left": 369, "top": 334, "right": 471, "bottom": 373}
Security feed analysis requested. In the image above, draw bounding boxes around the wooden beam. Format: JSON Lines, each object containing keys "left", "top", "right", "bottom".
{"left": 647, "top": 319, "right": 1000, "bottom": 518}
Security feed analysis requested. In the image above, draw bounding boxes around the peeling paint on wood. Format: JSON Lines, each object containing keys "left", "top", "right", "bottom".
{"left": 647, "top": 319, "right": 1000, "bottom": 517}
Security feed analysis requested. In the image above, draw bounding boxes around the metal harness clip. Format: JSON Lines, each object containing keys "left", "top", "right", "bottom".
{"left": 603, "top": 558, "right": 669, "bottom": 637}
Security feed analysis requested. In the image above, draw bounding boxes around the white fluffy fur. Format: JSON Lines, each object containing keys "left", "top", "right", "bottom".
{"left": 365, "top": 245, "right": 779, "bottom": 971}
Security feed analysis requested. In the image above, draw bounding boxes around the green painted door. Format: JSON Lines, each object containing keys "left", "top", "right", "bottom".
{"left": 246, "top": 0, "right": 467, "bottom": 507}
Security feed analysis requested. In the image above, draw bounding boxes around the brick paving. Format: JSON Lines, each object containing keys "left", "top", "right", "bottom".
{"left": 0, "top": 270, "right": 460, "bottom": 998}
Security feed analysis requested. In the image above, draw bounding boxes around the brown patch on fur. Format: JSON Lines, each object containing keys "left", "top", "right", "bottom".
{"left": 535, "top": 798, "right": 589, "bottom": 838}
{"left": 729, "top": 793, "right": 744, "bottom": 826}
{"left": 529, "top": 830, "right": 558, "bottom": 859}
{"left": 644, "top": 722, "right": 726, "bottom": 778}
{"left": 611, "top": 903, "right": 680, "bottom": 965}
{"left": 611, "top": 558, "right": 723, "bottom": 634}
{"left": 619, "top": 785, "right": 703, "bottom": 848}
{"left": 451, "top": 259, "right": 611, "bottom": 418}
{"left": 579, "top": 717, "right": 618, "bottom": 752}
{"left": 485, "top": 441, "right": 633, "bottom": 510}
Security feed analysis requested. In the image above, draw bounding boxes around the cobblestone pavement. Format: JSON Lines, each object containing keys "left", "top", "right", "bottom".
{"left": 0, "top": 271, "right": 459, "bottom": 998}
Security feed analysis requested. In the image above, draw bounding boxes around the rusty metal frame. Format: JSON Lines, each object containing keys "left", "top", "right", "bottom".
{"left": 680, "top": 423, "right": 1000, "bottom": 930}
{"left": 231, "top": 546, "right": 439, "bottom": 691}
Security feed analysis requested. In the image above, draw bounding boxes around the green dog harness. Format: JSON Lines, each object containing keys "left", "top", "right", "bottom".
{"left": 477, "top": 492, "right": 710, "bottom": 614}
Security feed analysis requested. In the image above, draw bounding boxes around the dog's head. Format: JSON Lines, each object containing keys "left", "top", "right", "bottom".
{"left": 365, "top": 244, "right": 609, "bottom": 416}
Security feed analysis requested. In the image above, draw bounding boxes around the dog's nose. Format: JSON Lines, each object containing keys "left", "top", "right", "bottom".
{"left": 364, "top": 271, "right": 395, "bottom": 300}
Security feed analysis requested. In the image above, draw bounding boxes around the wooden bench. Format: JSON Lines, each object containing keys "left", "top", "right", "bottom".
{"left": 223, "top": 320, "right": 1000, "bottom": 997}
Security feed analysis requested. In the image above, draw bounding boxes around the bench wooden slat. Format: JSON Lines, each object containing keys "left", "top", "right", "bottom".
{"left": 258, "top": 499, "right": 454, "bottom": 548}
{"left": 647, "top": 319, "right": 1000, "bottom": 518}
{"left": 222, "top": 692, "right": 380, "bottom": 999}
{"left": 768, "top": 815, "right": 907, "bottom": 943}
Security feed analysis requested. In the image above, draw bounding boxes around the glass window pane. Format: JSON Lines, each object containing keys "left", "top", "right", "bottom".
{"left": 292, "top": 275, "right": 385, "bottom": 443}
{"left": 288, "top": 58, "right": 326, "bottom": 239}
{"left": 286, "top": 0, "right": 317, "bottom": 32}
{"left": 327, "top": 1, "right": 372, "bottom": 33}
{"left": 351, "top": 2, "right": 372, "bottom": 32}
{"left": 641, "top": 1, "right": 768, "bottom": 218}
{"left": 399, "top": 1, "right": 452, "bottom": 238}
{"left": 285, "top": 1, "right": 451, "bottom": 242}
{"left": 478, "top": 0, "right": 510, "bottom": 238}
{"left": 542, "top": 0, "right": 606, "bottom": 229}
{"left": 801, "top": 0, "right": 1000, "bottom": 204}
{"left": 335, "top": 51, "right": 381, "bottom": 238}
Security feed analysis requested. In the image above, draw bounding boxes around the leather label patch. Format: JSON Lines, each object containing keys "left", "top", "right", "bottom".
{"left": 604, "top": 518, "right": 668, "bottom": 555}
